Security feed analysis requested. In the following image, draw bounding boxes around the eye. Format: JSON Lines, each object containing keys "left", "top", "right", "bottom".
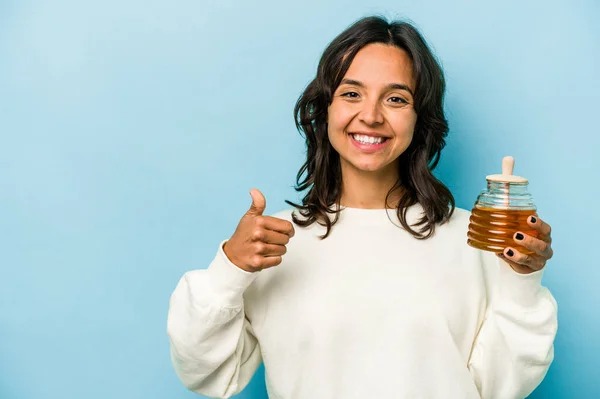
{"left": 388, "top": 96, "right": 408, "bottom": 104}
{"left": 341, "top": 91, "right": 360, "bottom": 98}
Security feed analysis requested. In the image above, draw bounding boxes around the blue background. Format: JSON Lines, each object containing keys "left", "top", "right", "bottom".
{"left": 1, "top": 0, "right": 598, "bottom": 398}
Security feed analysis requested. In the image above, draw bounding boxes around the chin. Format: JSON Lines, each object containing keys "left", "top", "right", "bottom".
{"left": 351, "top": 161, "right": 387, "bottom": 173}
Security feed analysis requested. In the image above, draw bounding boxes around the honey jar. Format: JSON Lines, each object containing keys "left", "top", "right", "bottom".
{"left": 467, "top": 156, "right": 538, "bottom": 255}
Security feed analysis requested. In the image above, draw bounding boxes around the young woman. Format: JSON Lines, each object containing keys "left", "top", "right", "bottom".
{"left": 167, "top": 16, "right": 557, "bottom": 399}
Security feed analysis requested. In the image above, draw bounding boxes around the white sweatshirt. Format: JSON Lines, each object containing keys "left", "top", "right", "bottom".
{"left": 167, "top": 204, "right": 557, "bottom": 399}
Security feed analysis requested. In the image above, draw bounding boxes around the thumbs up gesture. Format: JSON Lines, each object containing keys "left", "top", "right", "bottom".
{"left": 223, "top": 189, "right": 295, "bottom": 272}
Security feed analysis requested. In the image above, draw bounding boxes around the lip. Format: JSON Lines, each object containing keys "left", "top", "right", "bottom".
{"left": 349, "top": 132, "right": 391, "bottom": 153}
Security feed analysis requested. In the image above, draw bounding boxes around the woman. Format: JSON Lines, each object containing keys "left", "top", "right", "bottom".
{"left": 167, "top": 16, "right": 557, "bottom": 399}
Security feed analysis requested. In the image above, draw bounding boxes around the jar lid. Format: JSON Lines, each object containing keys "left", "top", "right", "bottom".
{"left": 486, "top": 156, "right": 528, "bottom": 183}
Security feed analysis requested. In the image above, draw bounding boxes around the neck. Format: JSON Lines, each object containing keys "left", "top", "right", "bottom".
{"left": 339, "top": 162, "right": 402, "bottom": 209}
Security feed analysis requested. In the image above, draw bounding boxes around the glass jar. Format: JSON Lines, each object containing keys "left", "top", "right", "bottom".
{"left": 467, "top": 156, "right": 539, "bottom": 255}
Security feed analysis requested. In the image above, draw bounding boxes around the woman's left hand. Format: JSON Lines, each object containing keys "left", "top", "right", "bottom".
{"left": 497, "top": 215, "right": 554, "bottom": 274}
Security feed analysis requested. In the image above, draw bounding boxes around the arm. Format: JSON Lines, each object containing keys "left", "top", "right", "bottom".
{"left": 167, "top": 241, "right": 262, "bottom": 399}
{"left": 468, "top": 252, "right": 558, "bottom": 399}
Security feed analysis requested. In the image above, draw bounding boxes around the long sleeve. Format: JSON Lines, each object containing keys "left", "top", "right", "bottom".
{"left": 468, "top": 252, "right": 558, "bottom": 399}
{"left": 167, "top": 241, "right": 262, "bottom": 398}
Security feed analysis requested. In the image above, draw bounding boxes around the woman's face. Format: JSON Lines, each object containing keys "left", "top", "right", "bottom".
{"left": 327, "top": 43, "right": 417, "bottom": 176}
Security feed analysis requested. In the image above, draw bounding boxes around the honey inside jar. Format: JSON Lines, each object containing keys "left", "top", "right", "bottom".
{"left": 467, "top": 206, "right": 538, "bottom": 255}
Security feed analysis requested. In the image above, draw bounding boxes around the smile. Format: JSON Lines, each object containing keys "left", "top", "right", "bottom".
{"left": 349, "top": 133, "right": 390, "bottom": 152}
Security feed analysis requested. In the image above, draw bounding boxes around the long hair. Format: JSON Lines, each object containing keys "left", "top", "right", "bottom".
{"left": 285, "top": 16, "right": 455, "bottom": 239}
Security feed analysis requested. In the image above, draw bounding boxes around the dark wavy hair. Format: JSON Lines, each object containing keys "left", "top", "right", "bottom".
{"left": 285, "top": 16, "right": 455, "bottom": 239}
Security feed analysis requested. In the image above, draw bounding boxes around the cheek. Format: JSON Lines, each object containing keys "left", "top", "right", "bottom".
{"left": 327, "top": 103, "right": 354, "bottom": 133}
{"left": 390, "top": 111, "right": 417, "bottom": 138}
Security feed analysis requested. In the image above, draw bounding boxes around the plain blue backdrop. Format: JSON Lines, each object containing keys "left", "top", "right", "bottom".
{"left": 1, "top": 0, "right": 598, "bottom": 398}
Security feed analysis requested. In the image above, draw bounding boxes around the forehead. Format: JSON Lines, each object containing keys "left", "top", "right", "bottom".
{"left": 343, "top": 43, "right": 415, "bottom": 88}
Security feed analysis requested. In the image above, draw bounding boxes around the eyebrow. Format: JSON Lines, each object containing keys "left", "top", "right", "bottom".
{"left": 340, "top": 78, "right": 414, "bottom": 97}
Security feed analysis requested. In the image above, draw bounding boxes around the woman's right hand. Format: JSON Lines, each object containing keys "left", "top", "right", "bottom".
{"left": 223, "top": 189, "right": 295, "bottom": 272}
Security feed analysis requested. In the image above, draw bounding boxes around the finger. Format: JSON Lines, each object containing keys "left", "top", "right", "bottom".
{"left": 528, "top": 215, "right": 551, "bottom": 242}
{"left": 247, "top": 188, "right": 266, "bottom": 216}
{"left": 251, "top": 228, "right": 291, "bottom": 245}
{"left": 258, "top": 255, "right": 283, "bottom": 270}
{"left": 503, "top": 247, "right": 545, "bottom": 271}
{"left": 258, "top": 216, "right": 295, "bottom": 237}
{"left": 247, "top": 254, "right": 283, "bottom": 270}
{"left": 513, "top": 231, "right": 553, "bottom": 259}
{"left": 254, "top": 242, "right": 287, "bottom": 257}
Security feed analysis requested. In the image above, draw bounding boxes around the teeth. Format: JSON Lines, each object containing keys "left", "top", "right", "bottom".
{"left": 353, "top": 134, "right": 385, "bottom": 144}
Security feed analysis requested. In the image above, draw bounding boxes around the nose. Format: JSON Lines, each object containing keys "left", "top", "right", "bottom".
{"left": 358, "top": 98, "right": 384, "bottom": 126}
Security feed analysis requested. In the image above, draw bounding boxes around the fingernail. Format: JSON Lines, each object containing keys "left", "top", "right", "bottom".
{"left": 507, "top": 249, "right": 514, "bottom": 257}
{"left": 515, "top": 233, "right": 524, "bottom": 241}
{"left": 530, "top": 216, "right": 537, "bottom": 223}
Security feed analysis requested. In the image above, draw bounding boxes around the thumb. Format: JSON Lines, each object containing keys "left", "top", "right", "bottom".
{"left": 247, "top": 188, "right": 266, "bottom": 216}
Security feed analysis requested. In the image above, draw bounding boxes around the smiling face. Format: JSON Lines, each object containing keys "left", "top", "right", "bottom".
{"left": 327, "top": 43, "right": 417, "bottom": 179}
